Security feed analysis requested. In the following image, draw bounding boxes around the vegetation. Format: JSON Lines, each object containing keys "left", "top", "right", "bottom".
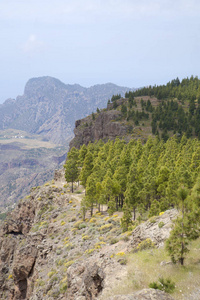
{"left": 64, "top": 134, "right": 200, "bottom": 264}
{"left": 110, "top": 76, "right": 200, "bottom": 140}
{"left": 149, "top": 277, "right": 175, "bottom": 293}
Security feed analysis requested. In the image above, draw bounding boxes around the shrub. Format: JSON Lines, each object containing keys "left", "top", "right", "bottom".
{"left": 89, "top": 217, "right": 97, "bottom": 223}
{"left": 158, "top": 221, "right": 165, "bottom": 228}
{"left": 84, "top": 249, "right": 95, "bottom": 255}
{"left": 121, "top": 235, "right": 130, "bottom": 242}
{"left": 64, "top": 260, "right": 75, "bottom": 268}
{"left": 116, "top": 252, "right": 125, "bottom": 256}
{"left": 73, "top": 220, "right": 83, "bottom": 229}
{"left": 60, "top": 283, "right": 68, "bottom": 293}
{"left": 99, "top": 224, "right": 113, "bottom": 232}
{"left": 149, "top": 217, "right": 157, "bottom": 224}
{"left": 79, "top": 223, "right": 87, "bottom": 229}
{"left": 136, "top": 238, "right": 155, "bottom": 251}
{"left": 50, "top": 275, "right": 58, "bottom": 284}
{"left": 64, "top": 243, "right": 74, "bottom": 250}
{"left": 149, "top": 277, "right": 175, "bottom": 293}
{"left": 118, "top": 258, "right": 127, "bottom": 265}
{"left": 110, "top": 238, "right": 119, "bottom": 245}
{"left": 82, "top": 235, "right": 90, "bottom": 241}
{"left": 48, "top": 270, "right": 57, "bottom": 278}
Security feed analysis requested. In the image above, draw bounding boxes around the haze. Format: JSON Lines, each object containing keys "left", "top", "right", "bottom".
{"left": 0, "top": 0, "right": 200, "bottom": 103}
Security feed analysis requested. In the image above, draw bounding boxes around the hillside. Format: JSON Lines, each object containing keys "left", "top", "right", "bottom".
{"left": 0, "top": 77, "right": 132, "bottom": 145}
{"left": 70, "top": 76, "right": 200, "bottom": 149}
{"left": 0, "top": 170, "right": 199, "bottom": 300}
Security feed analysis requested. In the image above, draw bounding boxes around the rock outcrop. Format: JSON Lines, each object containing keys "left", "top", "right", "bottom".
{"left": 128, "top": 209, "right": 178, "bottom": 251}
{"left": 70, "top": 110, "right": 128, "bottom": 149}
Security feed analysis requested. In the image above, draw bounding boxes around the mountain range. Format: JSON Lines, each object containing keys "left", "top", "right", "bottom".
{"left": 0, "top": 76, "right": 132, "bottom": 144}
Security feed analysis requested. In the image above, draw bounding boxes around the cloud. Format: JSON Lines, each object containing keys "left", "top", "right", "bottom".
{"left": 22, "top": 34, "right": 45, "bottom": 56}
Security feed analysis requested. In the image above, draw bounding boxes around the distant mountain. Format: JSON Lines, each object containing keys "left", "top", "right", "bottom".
{"left": 0, "top": 77, "right": 133, "bottom": 144}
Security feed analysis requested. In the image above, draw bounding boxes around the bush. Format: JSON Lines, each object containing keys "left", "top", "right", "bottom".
{"left": 149, "top": 277, "right": 175, "bottom": 293}
{"left": 136, "top": 238, "right": 155, "bottom": 251}
{"left": 64, "top": 260, "right": 75, "bottom": 268}
{"left": 110, "top": 238, "right": 119, "bottom": 245}
{"left": 158, "top": 221, "right": 165, "bottom": 228}
{"left": 99, "top": 224, "right": 113, "bottom": 232}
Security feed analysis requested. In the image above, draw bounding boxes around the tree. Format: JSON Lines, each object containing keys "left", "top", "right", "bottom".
{"left": 121, "top": 203, "right": 132, "bottom": 232}
{"left": 85, "top": 175, "right": 96, "bottom": 216}
{"left": 166, "top": 186, "right": 200, "bottom": 265}
{"left": 80, "top": 151, "right": 93, "bottom": 187}
{"left": 64, "top": 158, "right": 79, "bottom": 193}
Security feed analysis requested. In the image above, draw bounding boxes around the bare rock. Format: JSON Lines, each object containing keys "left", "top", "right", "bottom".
{"left": 67, "top": 263, "right": 105, "bottom": 300}
{"left": 70, "top": 110, "right": 127, "bottom": 149}
{"left": 83, "top": 264, "right": 105, "bottom": 300}
{"left": 128, "top": 209, "right": 178, "bottom": 251}
{"left": 2, "top": 198, "right": 35, "bottom": 235}
{"left": 13, "top": 245, "right": 37, "bottom": 299}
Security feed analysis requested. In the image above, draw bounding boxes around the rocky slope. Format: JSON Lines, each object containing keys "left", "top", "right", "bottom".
{"left": 0, "top": 77, "right": 132, "bottom": 145}
{"left": 1, "top": 169, "right": 195, "bottom": 300}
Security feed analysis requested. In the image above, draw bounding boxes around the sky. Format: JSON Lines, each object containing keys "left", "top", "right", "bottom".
{"left": 0, "top": 0, "right": 200, "bottom": 103}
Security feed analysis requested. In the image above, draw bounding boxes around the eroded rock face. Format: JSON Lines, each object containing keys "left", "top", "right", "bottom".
{"left": 107, "top": 288, "right": 175, "bottom": 300}
{"left": 128, "top": 209, "right": 178, "bottom": 251}
{"left": 2, "top": 198, "right": 35, "bottom": 235}
{"left": 13, "top": 245, "right": 37, "bottom": 299}
{"left": 67, "top": 263, "right": 105, "bottom": 300}
{"left": 83, "top": 264, "right": 105, "bottom": 300}
{"left": 70, "top": 110, "right": 127, "bottom": 149}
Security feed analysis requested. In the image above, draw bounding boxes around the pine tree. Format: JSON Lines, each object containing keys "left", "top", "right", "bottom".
{"left": 121, "top": 202, "right": 132, "bottom": 232}
{"left": 64, "top": 148, "right": 79, "bottom": 193}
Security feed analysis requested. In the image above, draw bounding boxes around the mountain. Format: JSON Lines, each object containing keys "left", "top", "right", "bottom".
{"left": 0, "top": 77, "right": 132, "bottom": 145}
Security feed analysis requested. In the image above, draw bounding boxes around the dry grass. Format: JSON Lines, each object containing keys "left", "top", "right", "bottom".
{"left": 111, "top": 238, "right": 200, "bottom": 299}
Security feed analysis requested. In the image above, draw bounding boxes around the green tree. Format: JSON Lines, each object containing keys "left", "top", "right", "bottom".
{"left": 64, "top": 150, "right": 79, "bottom": 193}
{"left": 80, "top": 151, "right": 93, "bottom": 187}
{"left": 121, "top": 203, "right": 132, "bottom": 232}
{"left": 166, "top": 186, "right": 200, "bottom": 265}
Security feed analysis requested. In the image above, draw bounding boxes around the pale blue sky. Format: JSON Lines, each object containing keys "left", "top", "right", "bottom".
{"left": 0, "top": 0, "right": 200, "bottom": 103}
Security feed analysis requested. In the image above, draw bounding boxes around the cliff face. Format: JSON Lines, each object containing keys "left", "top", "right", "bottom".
{"left": 70, "top": 109, "right": 128, "bottom": 149}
